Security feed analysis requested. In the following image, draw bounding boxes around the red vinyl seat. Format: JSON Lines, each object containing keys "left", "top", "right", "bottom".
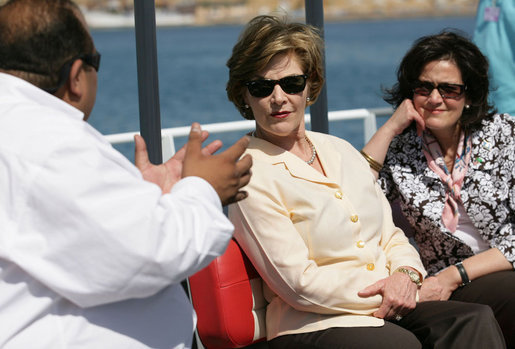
{"left": 189, "top": 239, "right": 268, "bottom": 349}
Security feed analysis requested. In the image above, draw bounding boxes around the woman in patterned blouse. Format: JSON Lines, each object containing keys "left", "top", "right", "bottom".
{"left": 361, "top": 30, "right": 514, "bottom": 347}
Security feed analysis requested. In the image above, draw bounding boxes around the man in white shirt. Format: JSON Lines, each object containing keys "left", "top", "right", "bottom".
{"left": 0, "top": 0, "right": 252, "bottom": 348}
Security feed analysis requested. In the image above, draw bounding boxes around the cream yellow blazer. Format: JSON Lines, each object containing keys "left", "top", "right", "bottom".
{"left": 229, "top": 131, "right": 426, "bottom": 340}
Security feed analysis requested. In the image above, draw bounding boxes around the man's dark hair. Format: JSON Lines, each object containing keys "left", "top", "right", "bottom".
{"left": 0, "top": 0, "right": 94, "bottom": 90}
{"left": 384, "top": 30, "right": 496, "bottom": 133}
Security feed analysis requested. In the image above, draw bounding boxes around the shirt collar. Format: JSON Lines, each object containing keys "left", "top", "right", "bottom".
{"left": 247, "top": 131, "right": 341, "bottom": 186}
{"left": 0, "top": 72, "right": 85, "bottom": 121}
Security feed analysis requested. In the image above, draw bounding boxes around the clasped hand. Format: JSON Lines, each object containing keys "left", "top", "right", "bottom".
{"left": 135, "top": 122, "right": 252, "bottom": 206}
{"left": 358, "top": 271, "right": 418, "bottom": 320}
{"left": 418, "top": 273, "right": 458, "bottom": 302}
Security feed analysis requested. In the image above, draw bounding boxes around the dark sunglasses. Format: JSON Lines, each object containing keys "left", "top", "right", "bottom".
{"left": 412, "top": 80, "right": 466, "bottom": 100}
{"left": 81, "top": 51, "right": 101, "bottom": 72}
{"left": 245, "top": 74, "right": 308, "bottom": 98}
{"left": 44, "top": 51, "right": 101, "bottom": 94}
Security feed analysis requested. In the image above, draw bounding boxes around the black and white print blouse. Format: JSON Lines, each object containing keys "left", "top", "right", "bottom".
{"left": 379, "top": 113, "right": 515, "bottom": 276}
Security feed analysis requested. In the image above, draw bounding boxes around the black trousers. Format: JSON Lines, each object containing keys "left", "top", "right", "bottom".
{"left": 268, "top": 300, "right": 505, "bottom": 349}
{"left": 450, "top": 270, "right": 515, "bottom": 349}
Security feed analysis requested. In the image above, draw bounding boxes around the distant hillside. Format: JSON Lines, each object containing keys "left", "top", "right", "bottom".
{"left": 0, "top": 0, "right": 479, "bottom": 27}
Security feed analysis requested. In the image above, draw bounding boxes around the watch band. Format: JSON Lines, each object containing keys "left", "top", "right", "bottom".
{"left": 395, "top": 267, "right": 422, "bottom": 287}
{"left": 455, "top": 261, "right": 471, "bottom": 287}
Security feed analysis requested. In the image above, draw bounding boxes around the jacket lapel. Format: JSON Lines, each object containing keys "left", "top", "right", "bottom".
{"left": 247, "top": 133, "right": 339, "bottom": 186}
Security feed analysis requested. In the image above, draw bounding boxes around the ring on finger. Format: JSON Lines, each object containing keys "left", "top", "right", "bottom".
{"left": 394, "top": 314, "right": 403, "bottom": 321}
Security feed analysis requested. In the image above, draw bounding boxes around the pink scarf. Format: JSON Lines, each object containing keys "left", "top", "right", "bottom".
{"left": 419, "top": 128, "right": 472, "bottom": 232}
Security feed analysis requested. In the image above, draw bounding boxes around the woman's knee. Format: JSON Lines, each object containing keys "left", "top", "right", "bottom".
{"left": 455, "top": 303, "right": 505, "bottom": 348}
{"left": 451, "top": 270, "right": 515, "bottom": 344}
{"left": 405, "top": 300, "right": 504, "bottom": 348}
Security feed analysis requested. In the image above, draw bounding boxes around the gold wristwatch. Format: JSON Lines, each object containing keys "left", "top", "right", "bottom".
{"left": 395, "top": 267, "right": 422, "bottom": 287}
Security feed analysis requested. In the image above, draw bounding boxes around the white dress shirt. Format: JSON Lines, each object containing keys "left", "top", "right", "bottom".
{"left": 0, "top": 73, "right": 233, "bottom": 348}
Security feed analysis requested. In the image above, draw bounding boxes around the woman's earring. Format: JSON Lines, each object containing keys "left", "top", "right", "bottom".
{"left": 306, "top": 97, "right": 311, "bottom": 102}
{"left": 243, "top": 104, "right": 250, "bottom": 117}
{"left": 465, "top": 104, "right": 470, "bottom": 109}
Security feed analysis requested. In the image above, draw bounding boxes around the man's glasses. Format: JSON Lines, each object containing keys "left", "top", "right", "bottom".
{"left": 44, "top": 51, "right": 101, "bottom": 94}
{"left": 81, "top": 51, "right": 101, "bottom": 72}
{"left": 412, "top": 81, "right": 466, "bottom": 100}
{"left": 245, "top": 74, "right": 308, "bottom": 98}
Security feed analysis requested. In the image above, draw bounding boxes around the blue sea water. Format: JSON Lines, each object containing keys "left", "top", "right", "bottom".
{"left": 89, "top": 16, "right": 475, "bottom": 161}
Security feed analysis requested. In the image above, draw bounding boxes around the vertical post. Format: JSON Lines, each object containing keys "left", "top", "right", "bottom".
{"left": 134, "top": 0, "right": 163, "bottom": 164}
{"left": 305, "top": 0, "right": 329, "bottom": 134}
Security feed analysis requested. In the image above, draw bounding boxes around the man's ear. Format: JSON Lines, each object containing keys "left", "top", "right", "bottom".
{"left": 66, "top": 59, "right": 85, "bottom": 99}
{"left": 57, "top": 59, "right": 84, "bottom": 104}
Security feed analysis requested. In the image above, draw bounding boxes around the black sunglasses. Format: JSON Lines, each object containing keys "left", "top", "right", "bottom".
{"left": 44, "top": 51, "right": 101, "bottom": 94}
{"left": 81, "top": 51, "right": 101, "bottom": 72}
{"left": 412, "top": 81, "right": 466, "bottom": 100}
{"left": 245, "top": 74, "right": 308, "bottom": 98}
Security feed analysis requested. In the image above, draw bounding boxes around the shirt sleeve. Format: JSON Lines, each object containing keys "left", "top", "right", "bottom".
{"left": 378, "top": 139, "right": 400, "bottom": 202}
{"left": 10, "top": 134, "right": 233, "bottom": 308}
{"left": 489, "top": 116, "right": 515, "bottom": 267}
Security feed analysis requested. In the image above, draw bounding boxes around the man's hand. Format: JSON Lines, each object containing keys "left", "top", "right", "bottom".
{"left": 182, "top": 123, "right": 252, "bottom": 206}
{"left": 358, "top": 271, "right": 418, "bottom": 320}
{"left": 134, "top": 128, "right": 222, "bottom": 193}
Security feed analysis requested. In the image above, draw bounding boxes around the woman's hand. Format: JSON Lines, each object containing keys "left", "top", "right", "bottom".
{"left": 361, "top": 99, "right": 425, "bottom": 178}
{"left": 419, "top": 267, "right": 460, "bottom": 302}
{"left": 418, "top": 276, "right": 446, "bottom": 301}
{"left": 358, "top": 271, "right": 418, "bottom": 320}
{"left": 420, "top": 249, "right": 513, "bottom": 302}
{"left": 433, "top": 266, "right": 462, "bottom": 300}
{"left": 385, "top": 99, "right": 425, "bottom": 136}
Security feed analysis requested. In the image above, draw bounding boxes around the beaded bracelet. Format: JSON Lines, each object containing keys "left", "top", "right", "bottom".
{"left": 455, "top": 261, "right": 471, "bottom": 287}
{"left": 360, "top": 150, "right": 383, "bottom": 172}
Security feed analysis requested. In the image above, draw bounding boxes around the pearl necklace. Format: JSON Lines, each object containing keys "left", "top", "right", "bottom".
{"left": 304, "top": 136, "right": 317, "bottom": 165}
{"left": 252, "top": 131, "right": 317, "bottom": 165}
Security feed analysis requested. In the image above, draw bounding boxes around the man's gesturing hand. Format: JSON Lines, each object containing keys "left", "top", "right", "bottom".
{"left": 134, "top": 128, "right": 222, "bottom": 193}
{"left": 182, "top": 123, "right": 252, "bottom": 206}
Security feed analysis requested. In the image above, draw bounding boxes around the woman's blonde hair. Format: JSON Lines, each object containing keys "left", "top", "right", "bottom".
{"left": 226, "top": 15, "right": 325, "bottom": 120}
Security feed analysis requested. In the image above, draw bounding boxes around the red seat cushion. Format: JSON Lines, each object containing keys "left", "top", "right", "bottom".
{"left": 189, "top": 239, "right": 267, "bottom": 349}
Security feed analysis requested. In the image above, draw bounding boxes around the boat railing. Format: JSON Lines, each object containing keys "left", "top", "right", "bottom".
{"left": 105, "top": 106, "right": 393, "bottom": 159}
